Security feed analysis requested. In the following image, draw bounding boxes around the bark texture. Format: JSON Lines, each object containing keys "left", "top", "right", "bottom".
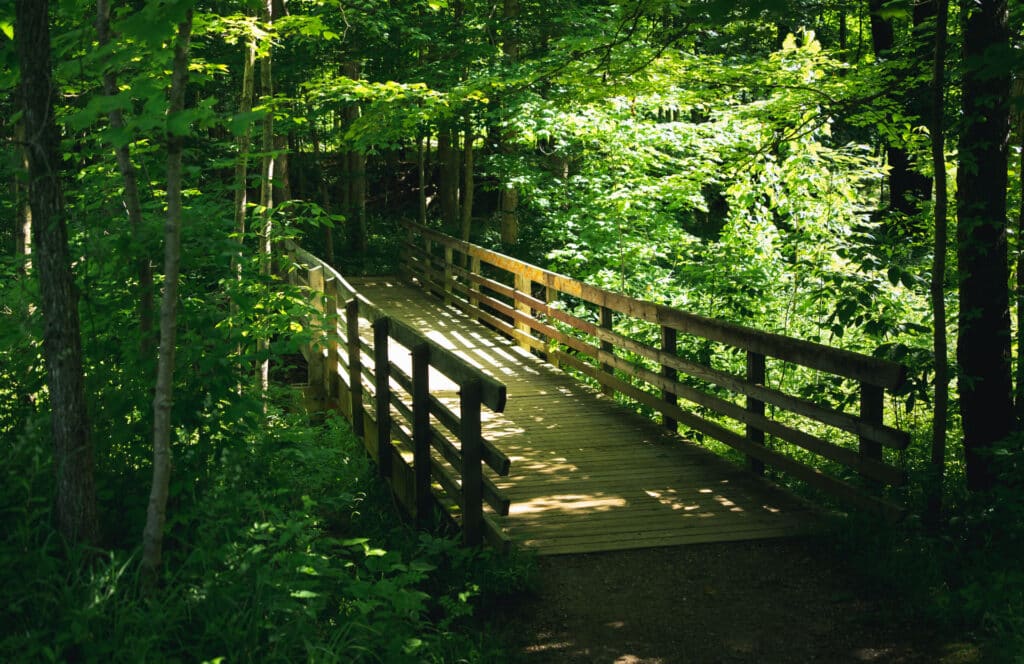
{"left": 17, "top": 0, "right": 100, "bottom": 545}
{"left": 926, "top": 0, "right": 949, "bottom": 524}
{"left": 956, "top": 0, "right": 1012, "bottom": 491}
{"left": 142, "top": 11, "right": 193, "bottom": 578}
{"left": 232, "top": 25, "right": 256, "bottom": 273}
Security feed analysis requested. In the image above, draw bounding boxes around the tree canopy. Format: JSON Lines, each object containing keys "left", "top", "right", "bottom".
{"left": 1, "top": 0, "right": 1023, "bottom": 659}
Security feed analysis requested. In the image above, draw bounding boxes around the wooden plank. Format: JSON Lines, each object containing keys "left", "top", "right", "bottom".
{"left": 399, "top": 222, "right": 906, "bottom": 388}
{"left": 479, "top": 281, "right": 907, "bottom": 450}
{"left": 345, "top": 299, "right": 365, "bottom": 437}
{"left": 746, "top": 351, "right": 766, "bottom": 475}
{"left": 339, "top": 276, "right": 900, "bottom": 553}
{"left": 551, "top": 348, "right": 906, "bottom": 490}
{"left": 412, "top": 343, "right": 433, "bottom": 525}
{"left": 373, "top": 318, "right": 392, "bottom": 478}
{"left": 389, "top": 362, "right": 510, "bottom": 477}
{"left": 460, "top": 379, "right": 484, "bottom": 546}
{"left": 387, "top": 316, "right": 507, "bottom": 412}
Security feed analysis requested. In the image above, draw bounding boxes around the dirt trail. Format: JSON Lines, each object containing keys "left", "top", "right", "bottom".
{"left": 496, "top": 539, "right": 979, "bottom": 664}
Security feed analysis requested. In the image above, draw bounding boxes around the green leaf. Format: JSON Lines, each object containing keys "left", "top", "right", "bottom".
{"left": 230, "top": 109, "right": 268, "bottom": 136}
{"left": 0, "top": 21, "right": 13, "bottom": 40}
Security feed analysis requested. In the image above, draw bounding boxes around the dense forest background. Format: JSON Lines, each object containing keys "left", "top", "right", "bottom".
{"left": 2, "top": 0, "right": 1023, "bottom": 660}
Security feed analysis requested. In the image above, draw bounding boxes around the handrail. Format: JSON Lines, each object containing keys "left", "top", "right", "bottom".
{"left": 399, "top": 221, "right": 911, "bottom": 517}
{"left": 276, "top": 239, "right": 511, "bottom": 548}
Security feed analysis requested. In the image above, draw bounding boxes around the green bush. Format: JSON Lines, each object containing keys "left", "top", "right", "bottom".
{"left": 0, "top": 409, "right": 529, "bottom": 663}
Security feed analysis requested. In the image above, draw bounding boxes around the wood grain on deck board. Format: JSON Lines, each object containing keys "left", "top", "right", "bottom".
{"left": 349, "top": 277, "right": 815, "bottom": 554}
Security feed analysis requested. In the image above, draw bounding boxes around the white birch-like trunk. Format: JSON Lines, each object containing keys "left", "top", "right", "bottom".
{"left": 142, "top": 11, "right": 192, "bottom": 581}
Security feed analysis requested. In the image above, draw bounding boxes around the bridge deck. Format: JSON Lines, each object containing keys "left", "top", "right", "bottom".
{"left": 351, "top": 277, "right": 816, "bottom": 555}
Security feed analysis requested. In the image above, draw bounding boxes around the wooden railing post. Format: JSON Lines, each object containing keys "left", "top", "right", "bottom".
{"left": 346, "top": 299, "right": 364, "bottom": 437}
{"left": 459, "top": 378, "right": 484, "bottom": 546}
{"left": 411, "top": 343, "right": 433, "bottom": 527}
{"left": 402, "top": 223, "right": 414, "bottom": 278}
{"left": 746, "top": 351, "right": 766, "bottom": 476}
{"left": 514, "top": 272, "right": 532, "bottom": 350}
{"left": 307, "top": 265, "right": 326, "bottom": 404}
{"left": 661, "top": 326, "right": 678, "bottom": 431}
{"left": 469, "top": 255, "right": 481, "bottom": 315}
{"left": 546, "top": 285, "right": 559, "bottom": 368}
{"left": 599, "top": 306, "right": 614, "bottom": 396}
{"left": 373, "top": 317, "right": 392, "bottom": 478}
{"left": 859, "top": 383, "right": 883, "bottom": 481}
{"left": 323, "top": 278, "right": 339, "bottom": 402}
{"left": 443, "top": 246, "right": 454, "bottom": 305}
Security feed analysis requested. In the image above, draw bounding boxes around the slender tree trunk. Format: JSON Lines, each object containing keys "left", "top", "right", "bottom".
{"left": 498, "top": 0, "right": 520, "bottom": 246}
{"left": 257, "top": 0, "right": 274, "bottom": 397}
{"left": 460, "top": 123, "right": 474, "bottom": 244}
{"left": 232, "top": 24, "right": 256, "bottom": 275}
{"left": 96, "top": 0, "right": 155, "bottom": 354}
{"left": 349, "top": 148, "right": 366, "bottom": 251}
{"left": 274, "top": 134, "right": 291, "bottom": 203}
{"left": 417, "top": 132, "right": 427, "bottom": 226}
{"left": 16, "top": 0, "right": 100, "bottom": 546}
{"left": 1015, "top": 76, "right": 1024, "bottom": 423}
{"left": 957, "top": 0, "right": 1012, "bottom": 492}
{"left": 14, "top": 118, "right": 31, "bottom": 273}
{"left": 868, "top": 0, "right": 932, "bottom": 231}
{"left": 342, "top": 62, "right": 367, "bottom": 252}
{"left": 142, "top": 11, "right": 192, "bottom": 580}
{"left": 438, "top": 127, "right": 460, "bottom": 230}
{"left": 311, "top": 123, "right": 334, "bottom": 264}
{"left": 926, "top": 0, "right": 949, "bottom": 526}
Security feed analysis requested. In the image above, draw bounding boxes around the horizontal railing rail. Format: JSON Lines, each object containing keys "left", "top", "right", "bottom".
{"left": 399, "top": 221, "right": 911, "bottom": 517}
{"left": 277, "top": 239, "right": 511, "bottom": 548}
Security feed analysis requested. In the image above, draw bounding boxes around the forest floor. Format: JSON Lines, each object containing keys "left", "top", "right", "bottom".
{"left": 493, "top": 538, "right": 982, "bottom": 664}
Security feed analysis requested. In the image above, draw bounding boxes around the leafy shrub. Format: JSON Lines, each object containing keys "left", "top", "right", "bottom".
{"left": 0, "top": 409, "right": 528, "bottom": 663}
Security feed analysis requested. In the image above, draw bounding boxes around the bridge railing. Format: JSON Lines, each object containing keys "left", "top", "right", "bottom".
{"left": 399, "top": 221, "right": 910, "bottom": 517}
{"left": 277, "top": 240, "right": 512, "bottom": 548}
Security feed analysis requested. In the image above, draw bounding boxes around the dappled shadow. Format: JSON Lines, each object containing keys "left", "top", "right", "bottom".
{"left": 352, "top": 278, "right": 814, "bottom": 554}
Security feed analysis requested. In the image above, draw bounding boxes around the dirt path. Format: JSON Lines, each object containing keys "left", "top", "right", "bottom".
{"left": 494, "top": 539, "right": 979, "bottom": 664}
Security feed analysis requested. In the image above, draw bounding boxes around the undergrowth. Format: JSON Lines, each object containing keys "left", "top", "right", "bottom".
{"left": 826, "top": 437, "right": 1024, "bottom": 663}
{"left": 0, "top": 405, "right": 533, "bottom": 663}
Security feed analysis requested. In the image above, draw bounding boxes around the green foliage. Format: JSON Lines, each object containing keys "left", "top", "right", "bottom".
{"left": 829, "top": 438, "right": 1024, "bottom": 661}
{"left": 0, "top": 410, "right": 528, "bottom": 662}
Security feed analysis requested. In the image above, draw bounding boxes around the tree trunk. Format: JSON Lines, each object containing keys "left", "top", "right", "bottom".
{"left": 142, "top": 10, "right": 192, "bottom": 580}
{"left": 1015, "top": 75, "right": 1024, "bottom": 423}
{"left": 348, "top": 148, "right": 366, "bottom": 252}
{"left": 232, "top": 24, "right": 256, "bottom": 276}
{"left": 16, "top": 0, "right": 100, "bottom": 546}
{"left": 257, "top": 0, "right": 274, "bottom": 397}
{"left": 957, "top": 0, "right": 1012, "bottom": 492}
{"left": 258, "top": 6, "right": 274, "bottom": 278}
{"left": 460, "top": 123, "right": 474, "bottom": 244}
{"left": 96, "top": 0, "right": 155, "bottom": 354}
{"left": 274, "top": 134, "right": 291, "bottom": 203}
{"left": 498, "top": 0, "right": 520, "bottom": 246}
{"left": 417, "top": 132, "right": 427, "bottom": 226}
{"left": 438, "top": 127, "right": 460, "bottom": 230}
{"left": 926, "top": 0, "right": 949, "bottom": 526}
{"left": 342, "top": 62, "right": 367, "bottom": 252}
{"left": 14, "top": 118, "right": 31, "bottom": 273}
{"left": 869, "top": 0, "right": 932, "bottom": 232}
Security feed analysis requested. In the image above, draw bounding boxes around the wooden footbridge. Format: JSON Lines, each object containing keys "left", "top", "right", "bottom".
{"left": 277, "top": 222, "right": 910, "bottom": 555}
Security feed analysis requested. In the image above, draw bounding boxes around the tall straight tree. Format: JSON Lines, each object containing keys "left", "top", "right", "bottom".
{"left": 96, "top": 0, "right": 155, "bottom": 355}
{"left": 16, "top": 0, "right": 100, "bottom": 545}
{"left": 142, "top": 9, "right": 193, "bottom": 579}
{"left": 957, "top": 0, "right": 1012, "bottom": 491}
{"left": 926, "top": 0, "right": 949, "bottom": 524}
{"left": 232, "top": 16, "right": 256, "bottom": 277}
